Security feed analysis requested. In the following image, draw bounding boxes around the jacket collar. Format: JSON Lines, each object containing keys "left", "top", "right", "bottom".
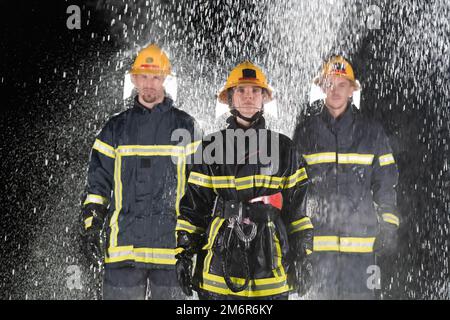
{"left": 320, "top": 102, "right": 356, "bottom": 131}
{"left": 226, "top": 115, "right": 267, "bottom": 130}
{"left": 133, "top": 95, "right": 173, "bottom": 113}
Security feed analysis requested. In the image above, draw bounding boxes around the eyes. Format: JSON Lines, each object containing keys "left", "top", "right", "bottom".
{"left": 323, "top": 81, "right": 350, "bottom": 90}
{"left": 136, "top": 74, "right": 164, "bottom": 81}
{"left": 234, "top": 87, "right": 263, "bottom": 95}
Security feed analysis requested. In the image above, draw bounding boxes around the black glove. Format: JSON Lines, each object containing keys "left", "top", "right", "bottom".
{"left": 296, "top": 254, "right": 313, "bottom": 297}
{"left": 80, "top": 203, "right": 107, "bottom": 267}
{"left": 175, "top": 251, "right": 194, "bottom": 296}
{"left": 293, "top": 229, "right": 314, "bottom": 296}
{"left": 374, "top": 222, "right": 398, "bottom": 256}
{"left": 175, "top": 230, "right": 204, "bottom": 296}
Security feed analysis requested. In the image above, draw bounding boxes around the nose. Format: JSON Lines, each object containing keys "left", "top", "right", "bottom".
{"left": 243, "top": 88, "right": 254, "bottom": 99}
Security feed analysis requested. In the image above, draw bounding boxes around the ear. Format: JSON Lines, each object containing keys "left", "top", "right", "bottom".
{"left": 130, "top": 74, "right": 137, "bottom": 86}
{"left": 348, "top": 87, "right": 355, "bottom": 98}
{"left": 262, "top": 91, "right": 270, "bottom": 104}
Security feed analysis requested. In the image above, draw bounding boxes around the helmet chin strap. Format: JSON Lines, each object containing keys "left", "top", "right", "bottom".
{"left": 230, "top": 105, "right": 264, "bottom": 125}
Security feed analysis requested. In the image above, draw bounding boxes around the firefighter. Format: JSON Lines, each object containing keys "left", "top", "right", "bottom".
{"left": 80, "top": 44, "right": 200, "bottom": 300}
{"left": 175, "top": 61, "right": 314, "bottom": 300}
{"left": 293, "top": 56, "right": 400, "bottom": 299}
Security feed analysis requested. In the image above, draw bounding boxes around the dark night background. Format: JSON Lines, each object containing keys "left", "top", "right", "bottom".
{"left": 0, "top": 0, "right": 448, "bottom": 299}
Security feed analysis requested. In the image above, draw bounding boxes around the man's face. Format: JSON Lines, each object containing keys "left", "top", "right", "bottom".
{"left": 131, "top": 74, "right": 165, "bottom": 104}
{"left": 232, "top": 85, "right": 265, "bottom": 118}
{"left": 321, "top": 75, "right": 355, "bottom": 110}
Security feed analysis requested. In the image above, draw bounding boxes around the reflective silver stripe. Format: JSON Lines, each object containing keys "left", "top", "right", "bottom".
{"left": 202, "top": 275, "right": 287, "bottom": 292}
{"left": 379, "top": 153, "right": 395, "bottom": 166}
{"left": 203, "top": 217, "right": 225, "bottom": 250}
{"left": 304, "top": 153, "right": 375, "bottom": 165}
{"left": 288, "top": 217, "right": 313, "bottom": 234}
{"left": 175, "top": 219, "right": 205, "bottom": 234}
{"left": 93, "top": 139, "right": 115, "bottom": 159}
{"left": 304, "top": 152, "right": 336, "bottom": 165}
{"left": 284, "top": 168, "right": 308, "bottom": 188}
{"left": 84, "top": 194, "right": 109, "bottom": 206}
{"left": 106, "top": 248, "right": 177, "bottom": 262}
{"left": 382, "top": 213, "right": 400, "bottom": 226}
{"left": 338, "top": 153, "right": 374, "bottom": 165}
{"left": 235, "top": 176, "right": 279, "bottom": 189}
{"left": 188, "top": 172, "right": 236, "bottom": 188}
{"left": 133, "top": 251, "right": 175, "bottom": 260}
{"left": 340, "top": 237, "right": 375, "bottom": 253}
{"left": 313, "top": 236, "right": 340, "bottom": 251}
{"left": 116, "top": 145, "right": 184, "bottom": 156}
{"left": 313, "top": 236, "right": 375, "bottom": 253}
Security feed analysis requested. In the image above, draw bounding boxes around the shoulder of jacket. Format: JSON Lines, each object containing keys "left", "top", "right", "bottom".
{"left": 171, "top": 107, "right": 196, "bottom": 122}
{"left": 355, "top": 112, "right": 384, "bottom": 132}
{"left": 102, "top": 109, "right": 130, "bottom": 129}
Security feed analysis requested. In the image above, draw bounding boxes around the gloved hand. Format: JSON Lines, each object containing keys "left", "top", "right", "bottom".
{"left": 175, "top": 250, "right": 194, "bottom": 296}
{"left": 80, "top": 203, "right": 107, "bottom": 267}
{"left": 293, "top": 229, "right": 314, "bottom": 296}
{"left": 175, "top": 230, "right": 204, "bottom": 296}
{"left": 296, "top": 254, "right": 313, "bottom": 297}
{"left": 373, "top": 222, "right": 398, "bottom": 256}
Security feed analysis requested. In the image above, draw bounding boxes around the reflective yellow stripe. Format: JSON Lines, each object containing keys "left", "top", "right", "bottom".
{"left": 200, "top": 272, "right": 289, "bottom": 298}
{"left": 272, "top": 225, "right": 286, "bottom": 278}
{"left": 185, "top": 140, "right": 202, "bottom": 156}
{"left": 83, "top": 194, "right": 109, "bottom": 206}
{"left": 283, "top": 168, "right": 308, "bottom": 188}
{"left": 93, "top": 139, "right": 115, "bottom": 159}
{"left": 304, "top": 152, "right": 375, "bottom": 166}
{"left": 84, "top": 217, "right": 93, "bottom": 230}
{"left": 313, "top": 236, "right": 340, "bottom": 252}
{"left": 203, "top": 218, "right": 226, "bottom": 275}
{"left": 116, "top": 145, "right": 184, "bottom": 156}
{"left": 338, "top": 153, "right": 374, "bottom": 165}
{"left": 304, "top": 152, "right": 336, "bottom": 165}
{"left": 288, "top": 217, "right": 314, "bottom": 234}
{"left": 340, "top": 237, "right": 375, "bottom": 253}
{"left": 175, "top": 219, "right": 205, "bottom": 234}
{"left": 202, "top": 217, "right": 225, "bottom": 250}
{"left": 382, "top": 213, "right": 400, "bottom": 227}
{"left": 175, "top": 155, "right": 185, "bottom": 216}
{"left": 313, "top": 236, "right": 375, "bottom": 253}
{"left": 188, "top": 172, "right": 235, "bottom": 189}
{"left": 105, "top": 246, "right": 179, "bottom": 265}
{"left": 235, "top": 175, "right": 281, "bottom": 190}
{"left": 109, "top": 154, "right": 122, "bottom": 247}
{"left": 188, "top": 170, "right": 307, "bottom": 191}
{"left": 379, "top": 153, "right": 395, "bottom": 166}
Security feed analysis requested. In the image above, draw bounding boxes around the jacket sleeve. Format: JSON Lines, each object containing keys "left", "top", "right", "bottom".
{"left": 176, "top": 142, "right": 216, "bottom": 242}
{"left": 82, "top": 120, "right": 116, "bottom": 229}
{"left": 371, "top": 123, "right": 400, "bottom": 228}
{"left": 183, "top": 117, "right": 203, "bottom": 179}
{"left": 280, "top": 143, "right": 313, "bottom": 247}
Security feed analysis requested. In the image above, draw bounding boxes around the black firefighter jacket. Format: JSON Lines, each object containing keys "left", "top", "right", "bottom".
{"left": 293, "top": 102, "right": 399, "bottom": 254}
{"left": 83, "top": 96, "right": 199, "bottom": 269}
{"left": 177, "top": 117, "right": 313, "bottom": 298}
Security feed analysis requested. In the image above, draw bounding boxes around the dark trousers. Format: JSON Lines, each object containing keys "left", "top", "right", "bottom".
{"left": 309, "top": 252, "right": 378, "bottom": 300}
{"left": 103, "top": 267, "right": 185, "bottom": 300}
